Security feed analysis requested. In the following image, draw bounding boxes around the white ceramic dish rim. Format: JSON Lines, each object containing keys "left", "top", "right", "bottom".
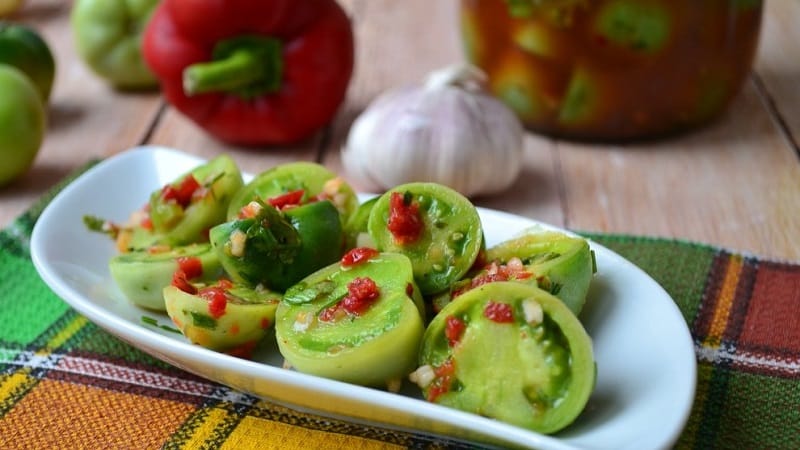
{"left": 30, "top": 146, "right": 697, "bottom": 450}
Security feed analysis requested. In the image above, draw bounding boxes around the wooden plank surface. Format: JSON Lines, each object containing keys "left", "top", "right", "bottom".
{"left": 1, "top": 0, "right": 798, "bottom": 262}
{"left": 0, "top": 0, "right": 162, "bottom": 223}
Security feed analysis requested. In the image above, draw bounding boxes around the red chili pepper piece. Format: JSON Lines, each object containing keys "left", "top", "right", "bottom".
{"left": 341, "top": 247, "right": 379, "bottom": 267}
{"left": 387, "top": 192, "right": 423, "bottom": 245}
{"left": 444, "top": 316, "right": 466, "bottom": 347}
{"left": 200, "top": 286, "right": 228, "bottom": 319}
{"left": 484, "top": 300, "right": 515, "bottom": 323}
{"left": 340, "top": 277, "right": 380, "bottom": 315}
{"left": 161, "top": 175, "right": 201, "bottom": 208}
{"left": 140, "top": 215, "right": 153, "bottom": 230}
{"left": 171, "top": 270, "right": 197, "bottom": 295}
{"left": 428, "top": 358, "right": 457, "bottom": 402}
{"left": 320, "top": 276, "right": 381, "bottom": 321}
{"left": 268, "top": 189, "right": 305, "bottom": 210}
{"left": 177, "top": 256, "right": 203, "bottom": 280}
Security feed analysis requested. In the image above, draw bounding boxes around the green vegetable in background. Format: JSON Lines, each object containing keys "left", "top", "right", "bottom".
{"left": 71, "top": 0, "right": 159, "bottom": 89}
{"left": 0, "top": 64, "right": 45, "bottom": 186}
{"left": 0, "top": 22, "right": 55, "bottom": 101}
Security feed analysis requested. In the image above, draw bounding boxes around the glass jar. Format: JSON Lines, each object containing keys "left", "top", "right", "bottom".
{"left": 460, "top": 0, "right": 763, "bottom": 141}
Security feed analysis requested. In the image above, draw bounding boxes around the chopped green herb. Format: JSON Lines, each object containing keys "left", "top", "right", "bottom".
{"left": 140, "top": 316, "right": 181, "bottom": 334}
{"left": 190, "top": 312, "right": 218, "bottom": 330}
{"left": 83, "top": 214, "right": 118, "bottom": 238}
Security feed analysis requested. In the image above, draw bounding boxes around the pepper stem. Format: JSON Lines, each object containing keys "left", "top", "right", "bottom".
{"left": 183, "top": 36, "right": 283, "bottom": 98}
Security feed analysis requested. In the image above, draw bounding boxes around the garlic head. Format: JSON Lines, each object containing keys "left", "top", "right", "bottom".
{"left": 342, "top": 64, "right": 524, "bottom": 197}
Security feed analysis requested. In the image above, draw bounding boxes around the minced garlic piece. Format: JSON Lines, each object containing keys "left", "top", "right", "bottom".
{"left": 507, "top": 257, "right": 524, "bottom": 271}
{"left": 408, "top": 364, "right": 435, "bottom": 389}
{"left": 322, "top": 177, "right": 343, "bottom": 197}
{"left": 522, "top": 298, "right": 543, "bottom": 325}
{"left": 229, "top": 229, "right": 247, "bottom": 257}
{"left": 293, "top": 311, "right": 314, "bottom": 332}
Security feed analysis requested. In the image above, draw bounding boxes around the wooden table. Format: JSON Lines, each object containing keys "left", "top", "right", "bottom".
{"left": 2, "top": 0, "right": 799, "bottom": 261}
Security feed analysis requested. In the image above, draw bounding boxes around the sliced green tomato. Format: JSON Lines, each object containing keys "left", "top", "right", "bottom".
{"left": 489, "top": 50, "right": 556, "bottom": 124}
{"left": 226, "top": 161, "right": 358, "bottom": 224}
{"left": 418, "top": 282, "right": 595, "bottom": 434}
{"left": 163, "top": 283, "right": 280, "bottom": 352}
{"left": 149, "top": 154, "right": 244, "bottom": 245}
{"left": 109, "top": 243, "right": 222, "bottom": 311}
{"left": 483, "top": 229, "right": 595, "bottom": 315}
{"left": 210, "top": 201, "right": 344, "bottom": 292}
{"left": 513, "top": 22, "right": 557, "bottom": 59}
{"left": 276, "top": 252, "right": 425, "bottom": 386}
{"left": 368, "top": 183, "right": 483, "bottom": 295}
{"left": 594, "top": 1, "right": 671, "bottom": 53}
{"left": 209, "top": 202, "right": 301, "bottom": 289}
{"left": 344, "top": 196, "right": 378, "bottom": 249}
{"left": 558, "top": 67, "right": 600, "bottom": 126}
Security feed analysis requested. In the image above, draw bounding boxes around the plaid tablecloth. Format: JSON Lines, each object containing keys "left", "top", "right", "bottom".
{"left": 1, "top": 165, "right": 798, "bottom": 449}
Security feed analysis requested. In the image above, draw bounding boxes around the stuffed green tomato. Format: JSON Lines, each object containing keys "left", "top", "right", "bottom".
{"left": 227, "top": 161, "right": 358, "bottom": 225}
{"left": 164, "top": 279, "right": 281, "bottom": 356}
{"left": 275, "top": 248, "right": 425, "bottom": 388}
{"left": 367, "top": 183, "right": 483, "bottom": 295}
{"left": 436, "top": 228, "right": 595, "bottom": 316}
{"left": 210, "top": 199, "right": 344, "bottom": 292}
{"left": 413, "top": 281, "right": 595, "bottom": 434}
{"left": 109, "top": 243, "right": 222, "bottom": 310}
{"left": 149, "top": 154, "right": 244, "bottom": 245}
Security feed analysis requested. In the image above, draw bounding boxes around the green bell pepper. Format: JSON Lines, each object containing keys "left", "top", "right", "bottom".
{"left": 70, "top": 0, "right": 158, "bottom": 89}
{"left": 0, "top": 64, "right": 45, "bottom": 186}
{"left": 0, "top": 22, "right": 55, "bottom": 101}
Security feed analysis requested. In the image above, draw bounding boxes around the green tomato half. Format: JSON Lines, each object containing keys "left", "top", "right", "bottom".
{"left": 109, "top": 243, "right": 222, "bottom": 311}
{"left": 0, "top": 64, "right": 44, "bottom": 186}
{"left": 368, "top": 182, "right": 483, "bottom": 295}
{"left": 164, "top": 282, "right": 280, "bottom": 353}
{"left": 227, "top": 161, "right": 358, "bottom": 225}
{"left": 482, "top": 229, "right": 595, "bottom": 315}
{"left": 210, "top": 200, "right": 344, "bottom": 292}
{"left": 417, "top": 281, "right": 596, "bottom": 434}
{"left": 70, "top": 0, "right": 158, "bottom": 89}
{"left": 149, "top": 154, "right": 244, "bottom": 246}
{"left": 276, "top": 252, "right": 425, "bottom": 387}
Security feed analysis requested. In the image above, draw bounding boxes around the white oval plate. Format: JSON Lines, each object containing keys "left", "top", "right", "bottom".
{"left": 31, "top": 146, "right": 696, "bottom": 450}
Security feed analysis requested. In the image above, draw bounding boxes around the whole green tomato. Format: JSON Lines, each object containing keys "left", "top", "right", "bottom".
{"left": 0, "top": 64, "right": 45, "bottom": 186}
{"left": 71, "top": 0, "right": 158, "bottom": 89}
{"left": 0, "top": 22, "right": 55, "bottom": 101}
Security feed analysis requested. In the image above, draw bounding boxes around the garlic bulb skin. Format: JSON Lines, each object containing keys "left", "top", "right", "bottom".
{"left": 342, "top": 65, "right": 524, "bottom": 197}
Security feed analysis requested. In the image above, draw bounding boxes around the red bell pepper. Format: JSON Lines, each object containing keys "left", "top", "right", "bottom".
{"left": 142, "top": 0, "right": 354, "bottom": 146}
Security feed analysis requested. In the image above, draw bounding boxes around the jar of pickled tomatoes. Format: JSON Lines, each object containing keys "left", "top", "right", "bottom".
{"left": 460, "top": 0, "right": 763, "bottom": 141}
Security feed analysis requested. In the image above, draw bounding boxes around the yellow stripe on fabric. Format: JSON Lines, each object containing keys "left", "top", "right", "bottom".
{"left": 43, "top": 315, "right": 88, "bottom": 350}
{"left": 178, "top": 406, "right": 234, "bottom": 449}
{"left": 219, "top": 416, "right": 404, "bottom": 450}
{"left": 704, "top": 255, "right": 742, "bottom": 347}
{"left": 0, "top": 371, "right": 35, "bottom": 402}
